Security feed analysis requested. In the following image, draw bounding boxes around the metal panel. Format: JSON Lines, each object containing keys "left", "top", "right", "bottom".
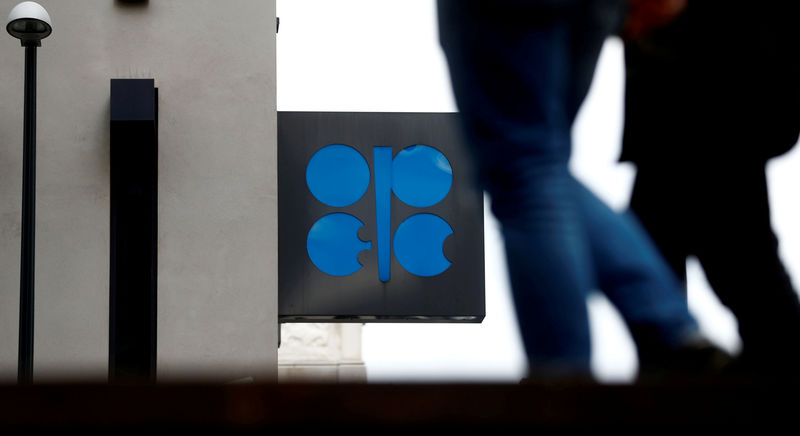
{"left": 110, "top": 79, "right": 157, "bottom": 381}
{"left": 279, "top": 112, "right": 485, "bottom": 322}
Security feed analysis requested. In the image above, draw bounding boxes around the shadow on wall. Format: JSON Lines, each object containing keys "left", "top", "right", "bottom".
{"left": 115, "top": 0, "right": 149, "bottom": 14}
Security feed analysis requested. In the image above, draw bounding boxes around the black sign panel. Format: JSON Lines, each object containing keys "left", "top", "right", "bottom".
{"left": 279, "top": 112, "right": 484, "bottom": 322}
{"left": 110, "top": 79, "right": 158, "bottom": 381}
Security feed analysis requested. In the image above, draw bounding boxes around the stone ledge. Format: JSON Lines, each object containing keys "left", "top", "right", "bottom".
{"left": 278, "top": 362, "right": 366, "bottom": 383}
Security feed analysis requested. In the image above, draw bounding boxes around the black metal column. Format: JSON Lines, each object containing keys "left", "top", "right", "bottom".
{"left": 109, "top": 79, "right": 158, "bottom": 383}
{"left": 18, "top": 44, "right": 37, "bottom": 385}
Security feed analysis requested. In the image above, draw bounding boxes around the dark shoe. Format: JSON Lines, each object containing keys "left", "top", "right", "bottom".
{"left": 636, "top": 336, "right": 732, "bottom": 384}
{"left": 723, "top": 348, "right": 800, "bottom": 385}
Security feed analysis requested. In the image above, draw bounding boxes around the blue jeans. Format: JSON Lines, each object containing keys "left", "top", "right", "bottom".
{"left": 438, "top": 0, "right": 699, "bottom": 374}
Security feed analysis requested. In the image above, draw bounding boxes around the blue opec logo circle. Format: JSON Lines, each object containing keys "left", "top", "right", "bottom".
{"left": 305, "top": 144, "right": 454, "bottom": 282}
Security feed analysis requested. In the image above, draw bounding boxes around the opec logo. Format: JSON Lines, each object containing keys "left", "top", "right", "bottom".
{"left": 306, "top": 144, "right": 454, "bottom": 282}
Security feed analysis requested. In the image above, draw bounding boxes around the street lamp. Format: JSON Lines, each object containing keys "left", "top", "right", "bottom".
{"left": 6, "top": 1, "right": 51, "bottom": 384}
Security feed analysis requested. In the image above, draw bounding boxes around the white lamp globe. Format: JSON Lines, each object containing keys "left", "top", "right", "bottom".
{"left": 7, "top": 2, "right": 51, "bottom": 43}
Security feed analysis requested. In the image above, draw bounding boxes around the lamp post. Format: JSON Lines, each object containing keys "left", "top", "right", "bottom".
{"left": 6, "top": 1, "right": 51, "bottom": 384}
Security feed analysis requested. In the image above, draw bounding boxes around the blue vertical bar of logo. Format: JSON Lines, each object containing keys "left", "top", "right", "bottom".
{"left": 374, "top": 147, "right": 393, "bottom": 282}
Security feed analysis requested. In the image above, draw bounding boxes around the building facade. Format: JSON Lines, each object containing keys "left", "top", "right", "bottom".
{"left": 0, "top": 0, "right": 279, "bottom": 382}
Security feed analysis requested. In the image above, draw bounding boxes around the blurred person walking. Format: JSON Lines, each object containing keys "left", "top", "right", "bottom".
{"left": 622, "top": 0, "right": 800, "bottom": 377}
{"left": 438, "top": 0, "right": 726, "bottom": 381}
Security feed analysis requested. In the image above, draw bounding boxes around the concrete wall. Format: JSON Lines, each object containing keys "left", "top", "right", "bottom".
{"left": 0, "top": 0, "right": 278, "bottom": 382}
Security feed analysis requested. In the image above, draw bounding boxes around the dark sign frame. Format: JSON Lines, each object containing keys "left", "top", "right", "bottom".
{"left": 279, "top": 112, "right": 485, "bottom": 323}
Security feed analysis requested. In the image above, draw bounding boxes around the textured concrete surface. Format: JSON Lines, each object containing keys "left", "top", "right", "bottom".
{"left": 278, "top": 324, "right": 367, "bottom": 382}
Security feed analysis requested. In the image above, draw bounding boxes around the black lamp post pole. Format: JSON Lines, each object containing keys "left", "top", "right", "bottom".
{"left": 18, "top": 42, "right": 37, "bottom": 384}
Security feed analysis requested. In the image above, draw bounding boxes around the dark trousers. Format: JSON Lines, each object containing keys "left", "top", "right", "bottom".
{"left": 630, "top": 162, "right": 800, "bottom": 367}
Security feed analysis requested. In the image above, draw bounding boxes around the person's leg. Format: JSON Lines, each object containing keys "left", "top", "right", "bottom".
{"left": 439, "top": 0, "right": 704, "bottom": 376}
{"left": 694, "top": 164, "right": 800, "bottom": 372}
{"left": 439, "top": 0, "right": 596, "bottom": 374}
{"left": 628, "top": 167, "right": 691, "bottom": 285}
{"left": 576, "top": 180, "right": 698, "bottom": 350}
{"left": 560, "top": 0, "right": 706, "bottom": 366}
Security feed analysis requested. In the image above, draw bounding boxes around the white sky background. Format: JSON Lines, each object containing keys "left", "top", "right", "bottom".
{"left": 277, "top": 0, "right": 800, "bottom": 383}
